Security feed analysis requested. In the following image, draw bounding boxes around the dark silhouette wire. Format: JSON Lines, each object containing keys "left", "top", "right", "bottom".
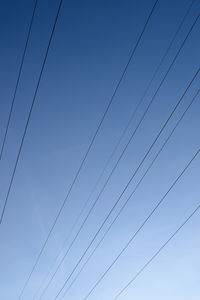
{"left": 0, "top": 0, "right": 38, "bottom": 160}
{"left": 37, "top": 4, "right": 198, "bottom": 298}
{"left": 60, "top": 86, "right": 200, "bottom": 299}
{"left": 16, "top": 0, "right": 159, "bottom": 298}
{"left": 82, "top": 147, "right": 200, "bottom": 300}
{"left": 53, "top": 15, "right": 200, "bottom": 300}
{"left": 113, "top": 202, "right": 200, "bottom": 300}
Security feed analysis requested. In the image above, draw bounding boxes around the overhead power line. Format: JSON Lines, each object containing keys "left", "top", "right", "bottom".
{"left": 0, "top": 0, "right": 38, "bottom": 161}
{"left": 36, "top": 4, "right": 195, "bottom": 295}
{"left": 0, "top": 0, "right": 64, "bottom": 225}
{"left": 60, "top": 87, "right": 200, "bottom": 299}
{"left": 0, "top": 0, "right": 65, "bottom": 298}
{"left": 113, "top": 202, "right": 200, "bottom": 300}
{"left": 16, "top": 0, "right": 159, "bottom": 297}
{"left": 52, "top": 15, "right": 200, "bottom": 300}
{"left": 39, "top": 11, "right": 197, "bottom": 293}
{"left": 82, "top": 147, "right": 200, "bottom": 300}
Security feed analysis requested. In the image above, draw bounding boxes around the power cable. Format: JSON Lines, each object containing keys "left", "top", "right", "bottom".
{"left": 0, "top": 0, "right": 63, "bottom": 225}
{"left": 113, "top": 202, "right": 200, "bottom": 300}
{"left": 16, "top": 0, "right": 159, "bottom": 298}
{"left": 53, "top": 15, "right": 200, "bottom": 300}
{"left": 0, "top": 0, "right": 38, "bottom": 160}
{"left": 60, "top": 86, "right": 200, "bottom": 299}
{"left": 37, "top": 4, "right": 195, "bottom": 294}
{"left": 5, "top": 0, "right": 65, "bottom": 298}
{"left": 82, "top": 148, "right": 200, "bottom": 300}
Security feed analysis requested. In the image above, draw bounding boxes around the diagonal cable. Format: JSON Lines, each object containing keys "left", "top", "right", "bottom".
{"left": 38, "top": 5, "right": 195, "bottom": 294}
{"left": 60, "top": 86, "right": 200, "bottom": 299}
{"left": 8, "top": 0, "right": 65, "bottom": 298}
{"left": 113, "top": 202, "right": 200, "bottom": 299}
{"left": 0, "top": 0, "right": 38, "bottom": 160}
{"left": 82, "top": 147, "right": 200, "bottom": 300}
{"left": 15, "top": 0, "right": 159, "bottom": 298}
{"left": 53, "top": 15, "right": 200, "bottom": 300}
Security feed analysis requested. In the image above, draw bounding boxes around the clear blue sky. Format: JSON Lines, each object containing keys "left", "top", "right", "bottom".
{"left": 0, "top": 0, "right": 200, "bottom": 299}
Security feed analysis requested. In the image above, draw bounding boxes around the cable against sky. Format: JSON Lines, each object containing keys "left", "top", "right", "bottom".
{"left": 0, "top": 0, "right": 64, "bottom": 225}
{"left": 32, "top": 3, "right": 195, "bottom": 298}
{"left": 37, "top": 12, "right": 200, "bottom": 300}
{"left": 16, "top": 1, "right": 159, "bottom": 298}
{"left": 52, "top": 17, "right": 200, "bottom": 300}
{"left": 0, "top": 0, "right": 38, "bottom": 161}
{"left": 81, "top": 148, "right": 200, "bottom": 300}
{"left": 0, "top": 0, "right": 65, "bottom": 297}
{"left": 59, "top": 86, "right": 200, "bottom": 299}
{"left": 113, "top": 202, "right": 200, "bottom": 299}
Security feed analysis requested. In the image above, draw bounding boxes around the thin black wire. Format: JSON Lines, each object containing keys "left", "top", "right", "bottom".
{"left": 65, "top": 19, "right": 200, "bottom": 300}
{"left": 33, "top": 3, "right": 195, "bottom": 297}
{"left": 0, "top": 0, "right": 38, "bottom": 161}
{"left": 35, "top": 1, "right": 160, "bottom": 297}
{"left": 37, "top": 4, "right": 195, "bottom": 294}
{"left": 82, "top": 147, "right": 200, "bottom": 300}
{"left": 2, "top": 0, "right": 65, "bottom": 298}
{"left": 61, "top": 87, "right": 200, "bottom": 299}
{"left": 36, "top": 5, "right": 197, "bottom": 297}
{"left": 113, "top": 202, "right": 200, "bottom": 300}
{"left": 16, "top": 0, "right": 159, "bottom": 298}
{"left": 53, "top": 16, "right": 200, "bottom": 300}
{"left": 74, "top": 0, "right": 195, "bottom": 231}
{"left": 0, "top": 0, "right": 63, "bottom": 225}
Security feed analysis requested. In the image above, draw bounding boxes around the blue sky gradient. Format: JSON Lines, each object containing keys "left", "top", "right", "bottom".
{"left": 0, "top": 0, "right": 200, "bottom": 299}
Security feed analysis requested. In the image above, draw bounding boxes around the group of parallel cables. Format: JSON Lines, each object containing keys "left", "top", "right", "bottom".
{"left": 0, "top": 0, "right": 200, "bottom": 299}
